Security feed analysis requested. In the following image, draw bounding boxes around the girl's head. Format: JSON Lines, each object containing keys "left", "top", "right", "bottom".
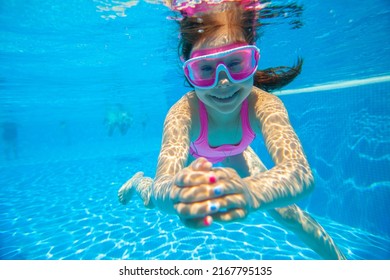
{"left": 174, "top": 3, "right": 258, "bottom": 113}
{"left": 178, "top": 2, "right": 258, "bottom": 61}
{"left": 172, "top": 0, "right": 303, "bottom": 95}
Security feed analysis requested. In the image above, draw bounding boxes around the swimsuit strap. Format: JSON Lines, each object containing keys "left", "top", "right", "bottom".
{"left": 197, "top": 100, "right": 209, "bottom": 144}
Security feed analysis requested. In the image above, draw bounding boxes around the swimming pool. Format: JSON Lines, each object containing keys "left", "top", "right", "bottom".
{"left": 0, "top": 0, "right": 389, "bottom": 260}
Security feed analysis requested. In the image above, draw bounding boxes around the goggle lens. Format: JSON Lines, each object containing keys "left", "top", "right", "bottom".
{"left": 183, "top": 45, "right": 260, "bottom": 88}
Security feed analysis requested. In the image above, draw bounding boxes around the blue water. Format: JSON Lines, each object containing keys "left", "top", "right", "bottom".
{"left": 1, "top": 0, "right": 390, "bottom": 260}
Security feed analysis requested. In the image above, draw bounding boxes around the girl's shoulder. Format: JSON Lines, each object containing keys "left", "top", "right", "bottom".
{"left": 248, "top": 87, "right": 288, "bottom": 128}
{"left": 167, "top": 91, "right": 197, "bottom": 114}
{"left": 249, "top": 87, "right": 285, "bottom": 108}
{"left": 165, "top": 91, "right": 199, "bottom": 130}
{"left": 165, "top": 91, "right": 200, "bottom": 140}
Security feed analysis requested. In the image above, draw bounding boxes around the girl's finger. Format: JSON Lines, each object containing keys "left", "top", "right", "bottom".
{"left": 212, "top": 167, "right": 238, "bottom": 178}
{"left": 175, "top": 171, "right": 217, "bottom": 187}
{"left": 174, "top": 194, "right": 246, "bottom": 218}
{"left": 174, "top": 200, "right": 215, "bottom": 219}
{"left": 177, "top": 183, "right": 228, "bottom": 202}
{"left": 191, "top": 157, "right": 213, "bottom": 171}
{"left": 178, "top": 182, "right": 246, "bottom": 204}
{"left": 180, "top": 216, "right": 213, "bottom": 228}
{"left": 213, "top": 208, "right": 247, "bottom": 222}
{"left": 212, "top": 194, "right": 247, "bottom": 210}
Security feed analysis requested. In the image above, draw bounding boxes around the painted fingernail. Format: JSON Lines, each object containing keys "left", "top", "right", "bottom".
{"left": 214, "top": 185, "right": 223, "bottom": 196}
{"left": 203, "top": 216, "right": 213, "bottom": 226}
{"left": 209, "top": 202, "right": 219, "bottom": 212}
{"left": 209, "top": 175, "right": 216, "bottom": 184}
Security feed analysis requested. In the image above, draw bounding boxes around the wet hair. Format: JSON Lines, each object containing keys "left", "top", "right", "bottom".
{"left": 177, "top": 2, "right": 303, "bottom": 92}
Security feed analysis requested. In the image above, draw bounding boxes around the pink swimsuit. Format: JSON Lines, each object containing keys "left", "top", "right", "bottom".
{"left": 189, "top": 99, "right": 256, "bottom": 163}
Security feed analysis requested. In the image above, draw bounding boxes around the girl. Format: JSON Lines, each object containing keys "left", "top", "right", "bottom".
{"left": 118, "top": 0, "right": 345, "bottom": 260}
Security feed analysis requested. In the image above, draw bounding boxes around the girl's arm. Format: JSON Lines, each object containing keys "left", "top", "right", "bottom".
{"left": 246, "top": 88, "right": 314, "bottom": 210}
{"left": 151, "top": 94, "right": 193, "bottom": 213}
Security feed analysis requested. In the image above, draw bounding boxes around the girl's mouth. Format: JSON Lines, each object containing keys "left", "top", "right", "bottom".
{"left": 210, "top": 90, "right": 239, "bottom": 103}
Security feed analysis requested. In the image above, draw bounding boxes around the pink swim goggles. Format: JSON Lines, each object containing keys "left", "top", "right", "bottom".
{"left": 183, "top": 43, "right": 260, "bottom": 89}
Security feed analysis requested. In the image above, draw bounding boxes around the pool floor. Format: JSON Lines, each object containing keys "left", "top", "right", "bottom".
{"left": 0, "top": 155, "right": 389, "bottom": 260}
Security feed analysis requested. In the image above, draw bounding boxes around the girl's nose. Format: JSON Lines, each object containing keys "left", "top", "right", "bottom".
{"left": 216, "top": 71, "right": 231, "bottom": 87}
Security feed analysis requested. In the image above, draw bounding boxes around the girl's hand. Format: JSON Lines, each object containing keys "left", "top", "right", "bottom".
{"left": 209, "top": 166, "right": 254, "bottom": 222}
{"left": 171, "top": 157, "right": 253, "bottom": 228}
{"left": 170, "top": 157, "right": 215, "bottom": 227}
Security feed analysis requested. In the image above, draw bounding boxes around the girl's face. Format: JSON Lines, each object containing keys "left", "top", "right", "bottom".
{"left": 191, "top": 39, "right": 254, "bottom": 114}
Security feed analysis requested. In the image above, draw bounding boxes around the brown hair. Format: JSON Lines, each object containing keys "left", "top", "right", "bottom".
{"left": 177, "top": 2, "right": 302, "bottom": 92}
